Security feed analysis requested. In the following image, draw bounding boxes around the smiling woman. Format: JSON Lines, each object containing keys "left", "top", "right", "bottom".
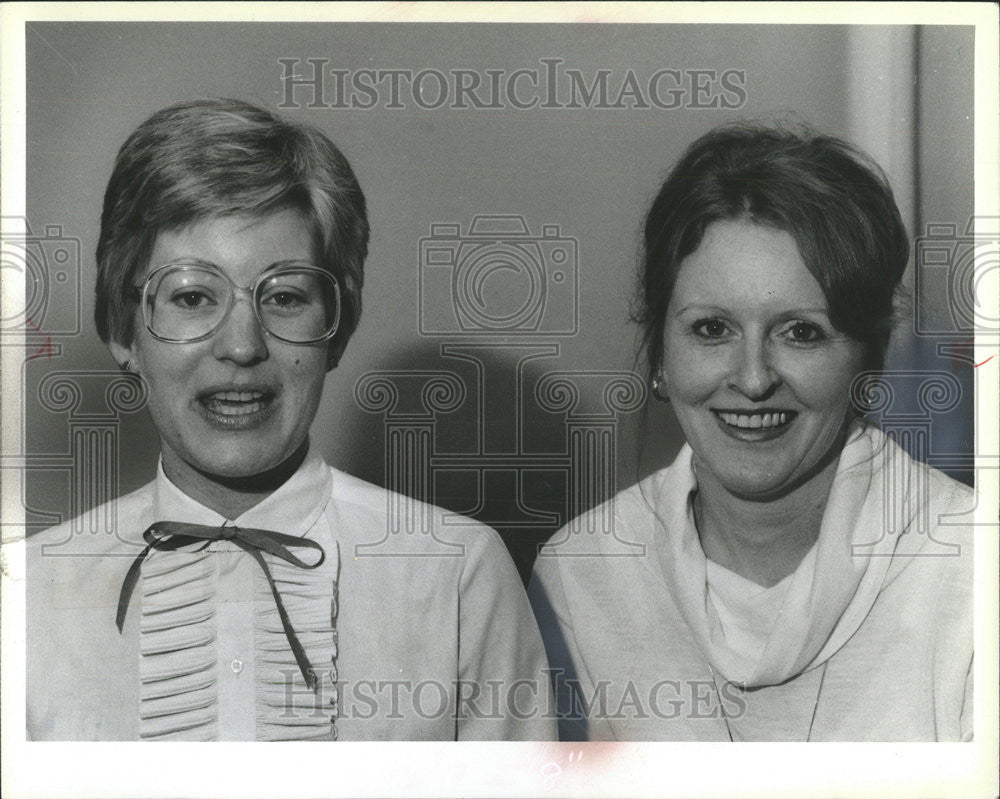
{"left": 663, "top": 220, "right": 866, "bottom": 507}
{"left": 112, "top": 210, "right": 331, "bottom": 511}
{"left": 26, "top": 99, "right": 555, "bottom": 742}
{"left": 529, "top": 123, "right": 975, "bottom": 742}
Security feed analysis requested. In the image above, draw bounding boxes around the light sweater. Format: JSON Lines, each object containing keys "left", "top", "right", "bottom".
{"left": 28, "top": 448, "right": 556, "bottom": 741}
{"left": 529, "top": 424, "right": 974, "bottom": 741}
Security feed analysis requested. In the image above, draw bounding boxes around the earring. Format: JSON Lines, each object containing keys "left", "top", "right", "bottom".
{"left": 651, "top": 373, "right": 670, "bottom": 403}
{"left": 120, "top": 360, "right": 132, "bottom": 372}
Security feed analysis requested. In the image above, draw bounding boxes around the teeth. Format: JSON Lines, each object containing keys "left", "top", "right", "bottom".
{"left": 212, "top": 400, "right": 265, "bottom": 416}
{"left": 203, "top": 390, "right": 268, "bottom": 416}
{"left": 719, "top": 412, "right": 790, "bottom": 429}
{"left": 212, "top": 390, "right": 264, "bottom": 402}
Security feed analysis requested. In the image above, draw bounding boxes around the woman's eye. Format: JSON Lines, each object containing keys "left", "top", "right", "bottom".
{"left": 170, "top": 290, "right": 215, "bottom": 310}
{"left": 784, "top": 321, "right": 826, "bottom": 343}
{"left": 692, "top": 318, "right": 730, "bottom": 339}
{"left": 262, "top": 290, "right": 310, "bottom": 310}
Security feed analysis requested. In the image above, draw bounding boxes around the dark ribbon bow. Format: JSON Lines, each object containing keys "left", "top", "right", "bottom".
{"left": 117, "top": 521, "right": 326, "bottom": 691}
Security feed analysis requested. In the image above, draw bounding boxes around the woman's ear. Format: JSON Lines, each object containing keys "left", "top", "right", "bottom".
{"left": 108, "top": 338, "right": 137, "bottom": 372}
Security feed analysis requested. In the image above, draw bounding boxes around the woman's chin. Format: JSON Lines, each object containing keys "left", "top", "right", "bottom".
{"left": 189, "top": 454, "right": 285, "bottom": 481}
{"left": 705, "top": 453, "right": 841, "bottom": 503}
{"left": 723, "top": 479, "right": 798, "bottom": 503}
{"left": 161, "top": 438, "right": 309, "bottom": 495}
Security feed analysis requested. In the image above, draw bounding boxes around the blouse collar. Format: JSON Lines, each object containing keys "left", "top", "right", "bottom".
{"left": 152, "top": 445, "right": 333, "bottom": 538}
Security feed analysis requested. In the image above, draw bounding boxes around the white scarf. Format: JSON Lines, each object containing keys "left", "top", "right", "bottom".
{"left": 652, "top": 422, "right": 930, "bottom": 687}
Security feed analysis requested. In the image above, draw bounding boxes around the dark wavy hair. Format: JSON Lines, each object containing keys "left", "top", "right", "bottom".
{"left": 95, "top": 97, "right": 369, "bottom": 367}
{"left": 635, "top": 122, "right": 909, "bottom": 381}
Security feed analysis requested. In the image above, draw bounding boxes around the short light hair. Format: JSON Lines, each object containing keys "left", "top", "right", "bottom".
{"left": 95, "top": 98, "right": 369, "bottom": 366}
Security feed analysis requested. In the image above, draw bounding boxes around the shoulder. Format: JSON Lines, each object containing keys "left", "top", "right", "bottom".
{"left": 326, "top": 465, "right": 399, "bottom": 515}
{"left": 28, "top": 481, "right": 155, "bottom": 557}
{"left": 873, "top": 427, "right": 975, "bottom": 545}
{"left": 864, "top": 423, "right": 973, "bottom": 506}
{"left": 26, "top": 482, "right": 155, "bottom": 633}
{"left": 923, "top": 460, "right": 975, "bottom": 517}
{"left": 534, "top": 458, "right": 685, "bottom": 568}
{"left": 531, "top": 474, "right": 669, "bottom": 612}
{"left": 325, "top": 465, "right": 514, "bottom": 567}
{"left": 858, "top": 427, "right": 975, "bottom": 596}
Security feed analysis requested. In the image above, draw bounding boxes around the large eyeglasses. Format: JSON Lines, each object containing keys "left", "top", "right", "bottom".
{"left": 134, "top": 261, "right": 341, "bottom": 344}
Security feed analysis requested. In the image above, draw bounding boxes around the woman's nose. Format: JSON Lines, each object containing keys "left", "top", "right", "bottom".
{"left": 211, "top": 295, "right": 268, "bottom": 365}
{"left": 728, "top": 338, "right": 780, "bottom": 399}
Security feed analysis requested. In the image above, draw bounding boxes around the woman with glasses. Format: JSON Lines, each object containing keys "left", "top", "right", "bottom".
{"left": 529, "top": 123, "right": 975, "bottom": 741}
{"left": 27, "top": 98, "right": 555, "bottom": 741}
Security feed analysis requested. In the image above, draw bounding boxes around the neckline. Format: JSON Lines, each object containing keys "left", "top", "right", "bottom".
{"left": 154, "top": 448, "right": 333, "bottom": 536}
{"left": 648, "top": 422, "right": 899, "bottom": 688}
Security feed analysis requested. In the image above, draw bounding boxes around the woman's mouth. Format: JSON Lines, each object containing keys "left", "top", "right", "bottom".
{"left": 717, "top": 411, "right": 789, "bottom": 429}
{"left": 712, "top": 409, "right": 797, "bottom": 440}
{"left": 197, "top": 388, "right": 276, "bottom": 429}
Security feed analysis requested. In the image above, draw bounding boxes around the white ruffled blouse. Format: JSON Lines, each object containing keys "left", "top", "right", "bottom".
{"left": 133, "top": 455, "right": 340, "bottom": 740}
{"left": 28, "top": 448, "right": 556, "bottom": 741}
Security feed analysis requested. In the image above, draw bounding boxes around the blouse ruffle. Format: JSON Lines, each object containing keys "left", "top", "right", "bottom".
{"left": 137, "top": 543, "right": 340, "bottom": 741}
{"left": 254, "top": 548, "right": 340, "bottom": 740}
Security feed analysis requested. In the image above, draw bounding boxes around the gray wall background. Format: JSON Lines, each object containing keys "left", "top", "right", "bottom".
{"left": 20, "top": 23, "right": 974, "bottom": 577}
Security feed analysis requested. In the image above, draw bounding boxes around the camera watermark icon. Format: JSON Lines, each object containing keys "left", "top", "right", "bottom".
{"left": 913, "top": 216, "right": 999, "bottom": 337}
{"left": 419, "top": 215, "right": 578, "bottom": 336}
{"left": 358, "top": 213, "right": 642, "bottom": 561}
{"left": 1, "top": 216, "right": 83, "bottom": 342}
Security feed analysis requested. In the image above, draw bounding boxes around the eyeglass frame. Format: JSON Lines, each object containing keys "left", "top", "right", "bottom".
{"left": 130, "top": 259, "right": 343, "bottom": 345}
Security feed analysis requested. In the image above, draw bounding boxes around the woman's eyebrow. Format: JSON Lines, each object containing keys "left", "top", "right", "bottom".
{"left": 672, "top": 304, "right": 730, "bottom": 316}
{"left": 673, "top": 304, "right": 832, "bottom": 316}
{"left": 261, "top": 258, "right": 313, "bottom": 270}
{"left": 151, "top": 258, "right": 311, "bottom": 275}
{"left": 773, "top": 307, "right": 832, "bottom": 317}
{"left": 153, "top": 256, "right": 218, "bottom": 267}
